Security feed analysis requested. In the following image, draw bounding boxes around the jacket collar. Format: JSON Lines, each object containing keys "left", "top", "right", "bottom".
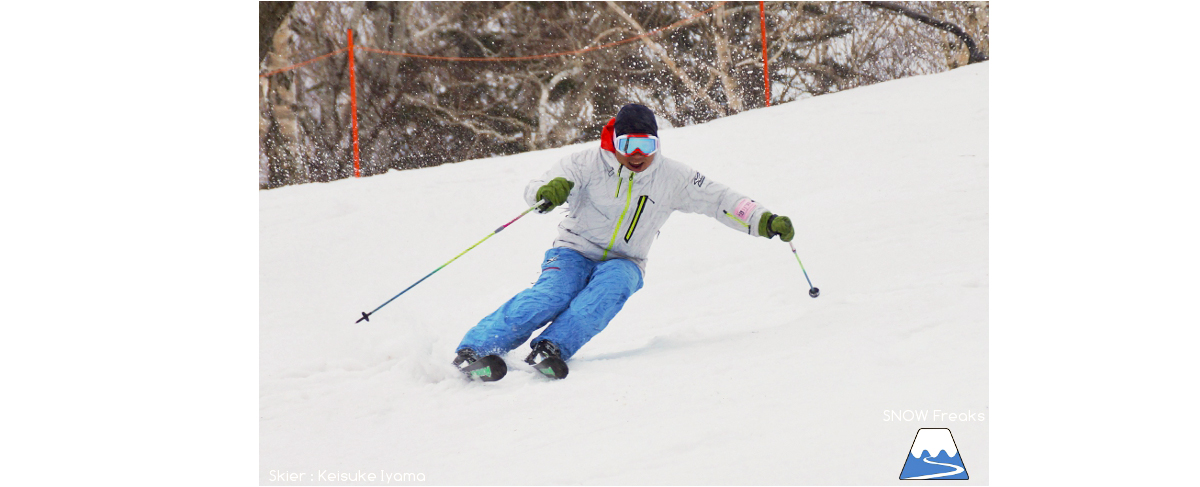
{"left": 600, "top": 147, "right": 662, "bottom": 178}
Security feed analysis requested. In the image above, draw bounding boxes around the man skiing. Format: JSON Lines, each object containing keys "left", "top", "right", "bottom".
{"left": 453, "top": 104, "right": 795, "bottom": 380}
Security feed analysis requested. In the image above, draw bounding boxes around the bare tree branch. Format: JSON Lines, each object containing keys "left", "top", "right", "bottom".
{"left": 605, "top": 1, "right": 728, "bottom": 117}
{"left": 863, "top": 1, "right": 987, "bottom": 63}
{"left": 402, "top": 94, "right": 528, "bottom": 144}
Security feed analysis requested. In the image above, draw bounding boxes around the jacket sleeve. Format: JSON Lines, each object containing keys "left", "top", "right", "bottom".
{"left": 674, "top": 167, "right": 772, "bottom": 237}
{"left": 524, "top": 152, "right": 589, "bottom": 208}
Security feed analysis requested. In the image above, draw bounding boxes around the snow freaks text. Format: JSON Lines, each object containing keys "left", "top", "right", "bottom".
{"left": 883, "top": 410, "right": 985, "bottom": 422}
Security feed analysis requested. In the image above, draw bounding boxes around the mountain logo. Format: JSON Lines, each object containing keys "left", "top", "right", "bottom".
{"left": 899, "top": 428, "right": 968, "bottom": 480}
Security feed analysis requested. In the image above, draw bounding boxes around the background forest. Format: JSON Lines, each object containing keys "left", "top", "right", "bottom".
{"left": 259, "top": 1, "right": 988, "bottom": 189}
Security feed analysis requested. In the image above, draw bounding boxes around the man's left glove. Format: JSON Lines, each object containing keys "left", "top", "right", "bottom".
{"left": 758, "top": 212, "right": 795, "bottom": 242}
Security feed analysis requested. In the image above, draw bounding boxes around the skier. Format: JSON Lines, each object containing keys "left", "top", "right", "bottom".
{"left": 453, "top": 104, "right": 794, "bottom": 380}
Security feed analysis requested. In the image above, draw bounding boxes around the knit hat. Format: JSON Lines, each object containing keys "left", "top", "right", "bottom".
{"left": 613, "top": 104, "right": 658, "bottom": 137}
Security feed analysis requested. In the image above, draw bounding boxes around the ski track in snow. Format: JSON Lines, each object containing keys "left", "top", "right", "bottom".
{"left": 261, "top": 63, "right": 989, "bottom": 484}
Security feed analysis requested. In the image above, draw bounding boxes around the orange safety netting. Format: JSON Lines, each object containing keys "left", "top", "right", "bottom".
{"left": 259, "top": 47, "right": 348, "bottom": 78}
{"left": 259, "top": 3, "right": 722, "bottom": 76}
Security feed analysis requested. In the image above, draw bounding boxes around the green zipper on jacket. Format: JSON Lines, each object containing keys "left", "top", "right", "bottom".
{"left": 602, "top": 171, "right": 635, "bottom": 260}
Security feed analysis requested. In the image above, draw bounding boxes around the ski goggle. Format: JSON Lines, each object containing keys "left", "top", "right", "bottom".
{"left": 614, "top": 133, "right": 659, "bottom": 156}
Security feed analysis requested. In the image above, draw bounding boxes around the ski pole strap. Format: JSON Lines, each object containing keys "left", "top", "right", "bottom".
{"left": 765, "top": 213, "right": 777, "bottom": 238}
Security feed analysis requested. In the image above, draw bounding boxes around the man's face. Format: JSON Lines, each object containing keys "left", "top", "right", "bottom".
{"left": 615, "top": 151, "right": 654, "bottom": 173}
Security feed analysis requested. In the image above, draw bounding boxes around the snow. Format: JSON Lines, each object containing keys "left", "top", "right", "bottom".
{"left": 260, "top": 63, "right": 988, "bottom": 484}
{"left": 909, "top": 428, "right": 959, "bottom": 458}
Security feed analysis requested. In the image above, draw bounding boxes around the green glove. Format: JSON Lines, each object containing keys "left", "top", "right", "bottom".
{"left": 536, "top": 177, "right": 574, "bottom": 212}
{"left": 758, "top": 212, "right": 795, "bottom": 242}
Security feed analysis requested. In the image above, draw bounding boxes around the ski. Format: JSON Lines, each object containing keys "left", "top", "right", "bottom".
{"left": 457, "top": 354, "right": 507, "bottom": 382}
{"left": 524, "top": 341, "right": 569, "bottom": 379}
{"left": 531, "top": 356, "right": 569, "bottom": 380}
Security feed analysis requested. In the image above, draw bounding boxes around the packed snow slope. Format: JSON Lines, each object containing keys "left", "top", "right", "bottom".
{"left": 261, "top": 63, "right": 988, "bottom": 485}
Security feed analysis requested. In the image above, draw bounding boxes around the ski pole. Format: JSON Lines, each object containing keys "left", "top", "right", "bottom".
{"left": 356, "top": 201, "right": 547, "bottom": 323}
{"left": 788, "top": 240, "right": 820, "bottom": 298}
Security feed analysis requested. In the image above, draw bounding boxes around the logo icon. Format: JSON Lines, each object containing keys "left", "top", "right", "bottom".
{"left": 900, "top": 428, "right": 968, "bottom": 480}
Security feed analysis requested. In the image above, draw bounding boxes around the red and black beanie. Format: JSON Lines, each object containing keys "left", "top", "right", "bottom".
{"left": 600, "top": 103, "right": 658, "bottom": 152}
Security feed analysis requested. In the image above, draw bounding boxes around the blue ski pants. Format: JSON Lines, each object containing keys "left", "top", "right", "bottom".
{"left": 457, "top": 247, "right": 644, "bottom": 360}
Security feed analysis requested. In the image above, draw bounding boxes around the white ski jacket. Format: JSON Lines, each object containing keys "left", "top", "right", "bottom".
{"left": 524, "top": 146, "right": 774, "bottom": 275}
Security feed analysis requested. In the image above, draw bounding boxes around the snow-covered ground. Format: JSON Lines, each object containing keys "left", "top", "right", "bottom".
{"left": 260, "top": 62, "right": 988, "bottom": 485}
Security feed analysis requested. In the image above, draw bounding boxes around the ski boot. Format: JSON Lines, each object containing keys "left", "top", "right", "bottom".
{"left": 453, "top": 348, "right": 507, "bottom": 382}
{"left": 524, "top": 340, "right": 569, "bottom": 379}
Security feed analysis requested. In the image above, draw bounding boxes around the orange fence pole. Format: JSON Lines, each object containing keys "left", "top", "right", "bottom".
{"left": 348, "top": 28, "right": 362, "bottom": 178}
{"left": 759, "top": 1, "right": 770, "bottom": 107}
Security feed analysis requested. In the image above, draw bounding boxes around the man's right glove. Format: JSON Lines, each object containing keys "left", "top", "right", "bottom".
{"left": 758, "top": 212, "right": 795, "bottom": 242}
{"left": 536, "top": 177, "right": 574, "bottom": 212}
